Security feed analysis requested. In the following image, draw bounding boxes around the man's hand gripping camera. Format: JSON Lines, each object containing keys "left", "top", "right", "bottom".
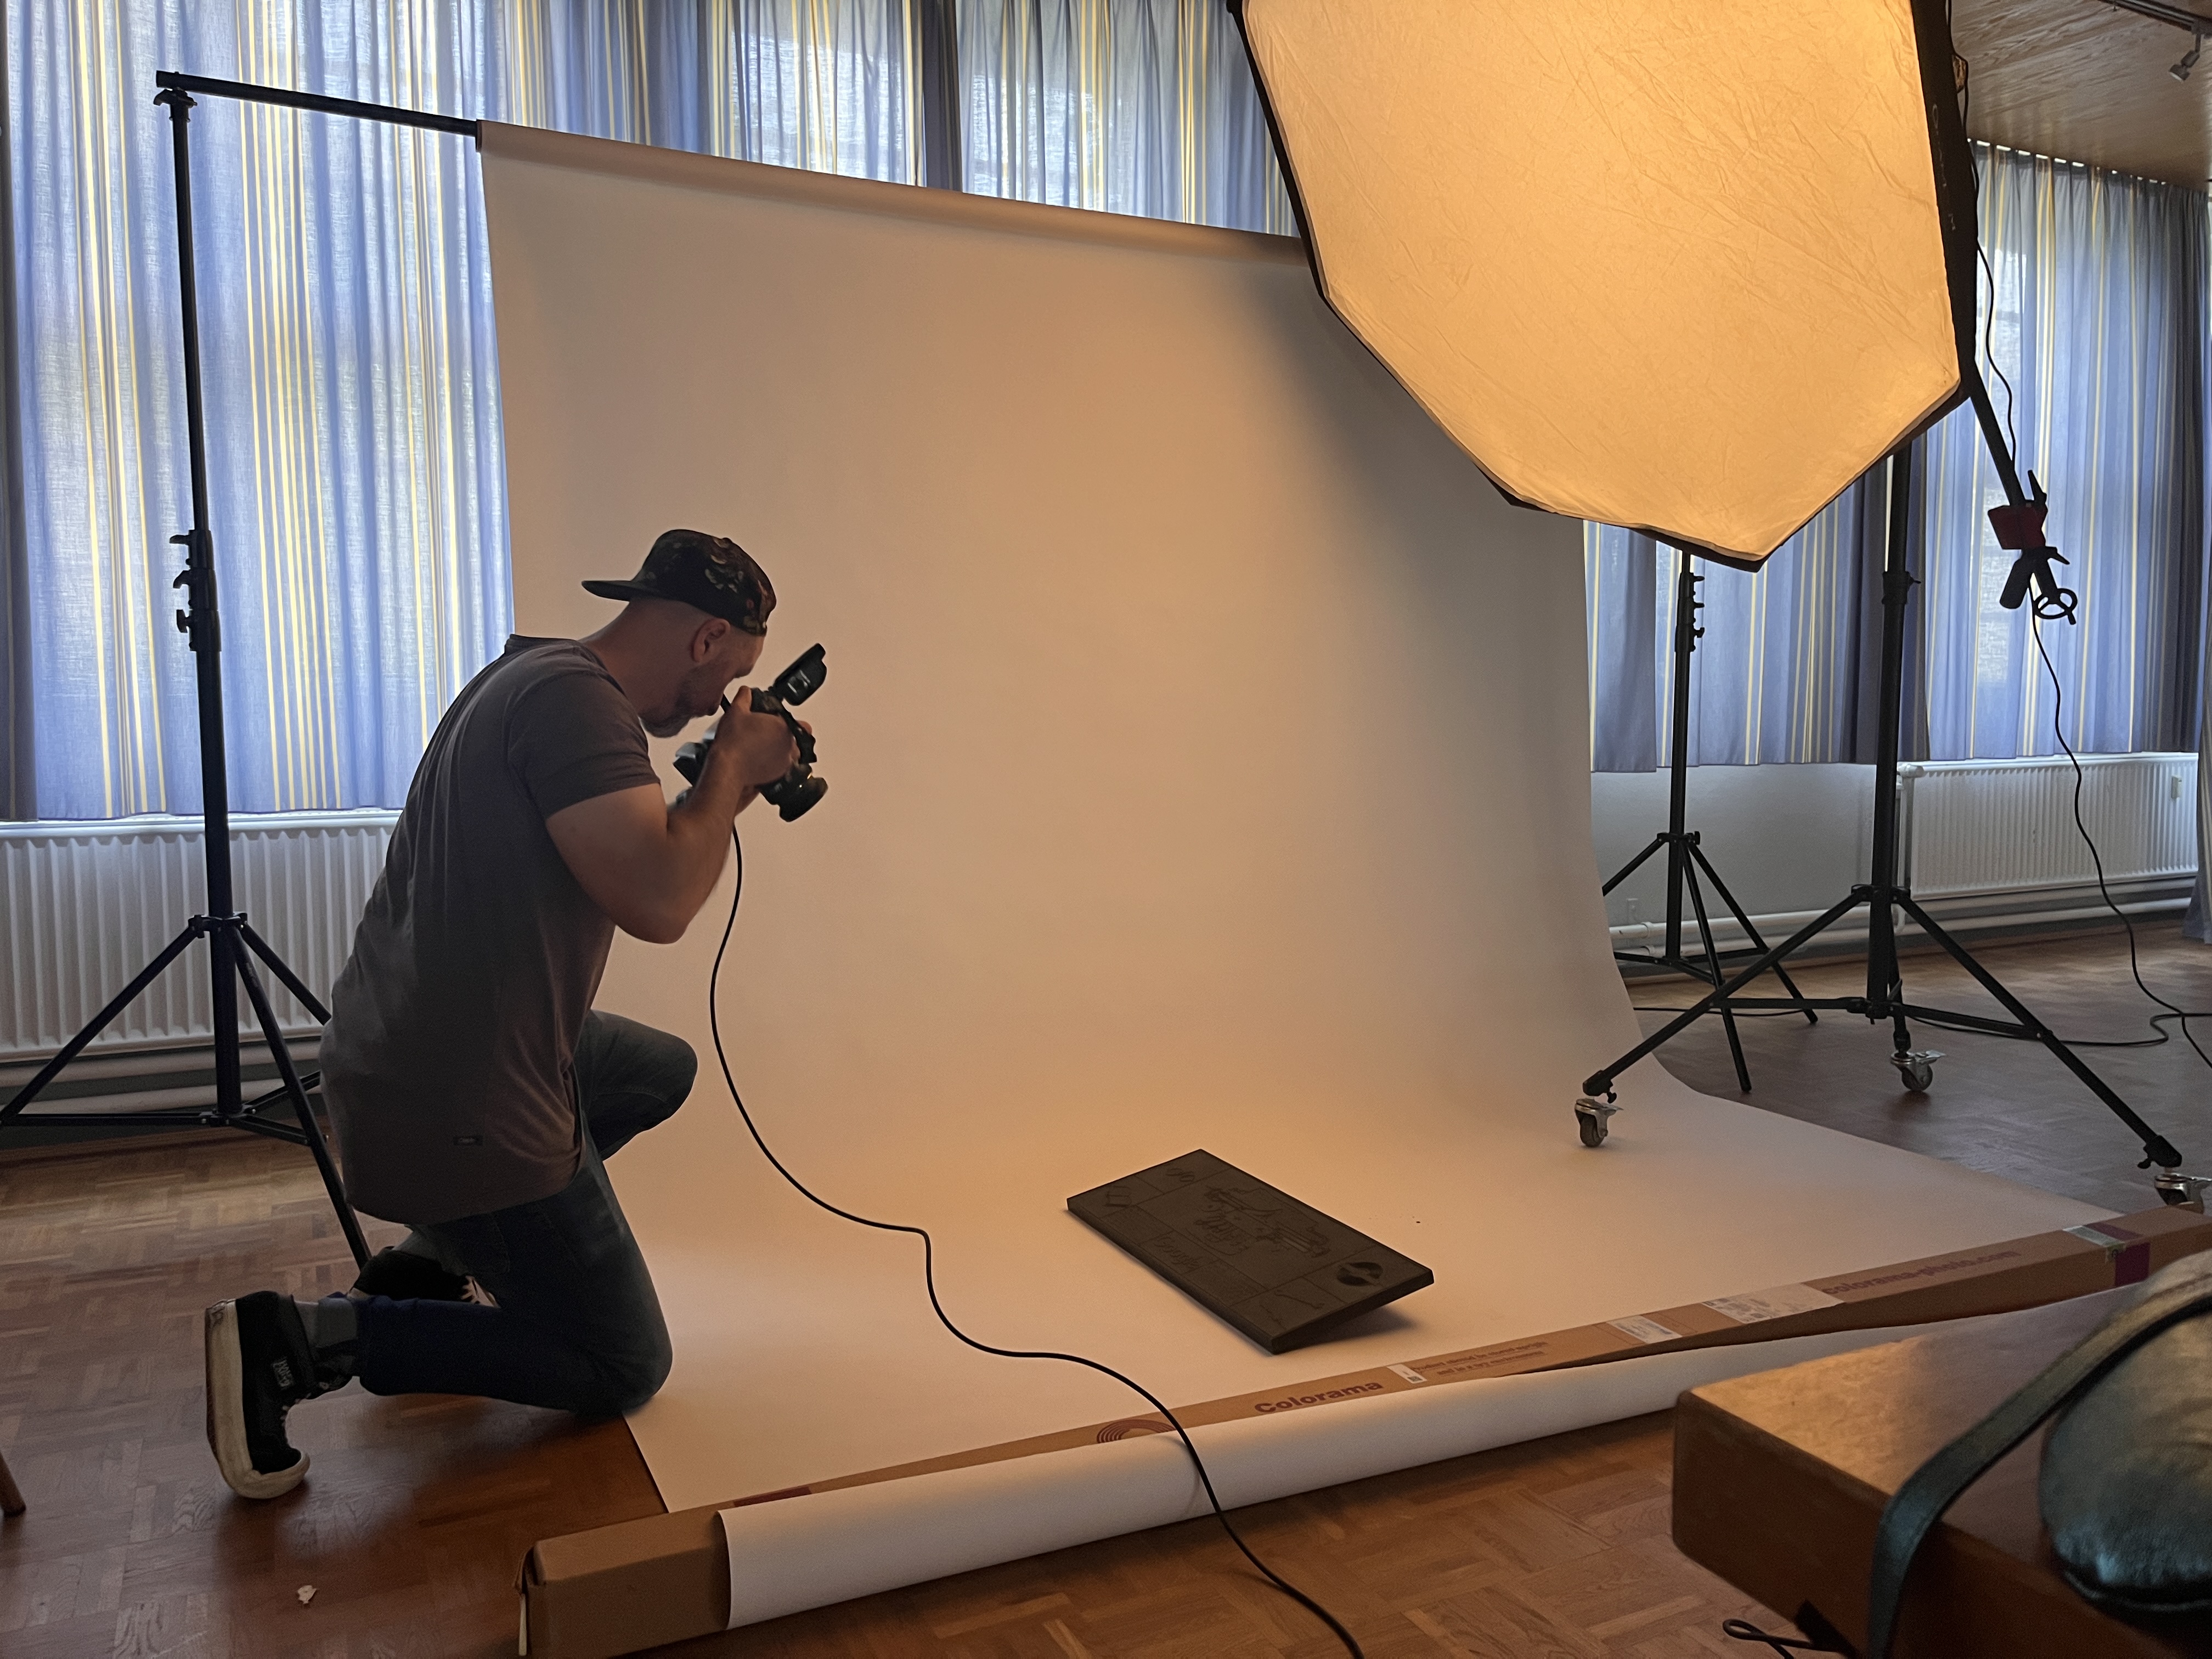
{"left": 675, "top": 644, "right": 828, "bottom": 821}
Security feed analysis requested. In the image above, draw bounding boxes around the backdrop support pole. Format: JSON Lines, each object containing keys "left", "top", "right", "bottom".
{"left": 1573, "top": 449, "right": 2185, "bottom": 1188}
{"left": 1592, "top": 557, "right": 1815, "bottom": 1109}
{"left": 0, "top": 83, "right": 368, "bottom": 1268}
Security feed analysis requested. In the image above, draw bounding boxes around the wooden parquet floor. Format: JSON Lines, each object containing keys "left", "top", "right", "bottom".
{"left": 1630, "top": 921, "right": 2212, "bottom": 1215}
{"left": 0, "top": 1137, "right": 1778, "bottom": 1658}
{"left": 6, "top": 923, "right": 2206, "bottom": 1657}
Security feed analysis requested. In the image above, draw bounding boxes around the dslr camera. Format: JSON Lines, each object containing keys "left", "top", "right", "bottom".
{"left": 674, "top": 643, "right": 827, "bottom": 821}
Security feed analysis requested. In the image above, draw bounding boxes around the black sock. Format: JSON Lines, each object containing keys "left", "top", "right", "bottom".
{"left": 293, "top": 1294, "right": 360, "bottom": 1384}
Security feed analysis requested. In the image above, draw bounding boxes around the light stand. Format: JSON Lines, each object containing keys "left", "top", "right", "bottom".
{"left": 1594, "top": 557, "right": 1815, "bottom": 1109}
{"left": 1572, "top": 439, "right": 2187, "bottom": 1190}
{"left": 0, "top": 76, "right": 477, "bottom": 1263}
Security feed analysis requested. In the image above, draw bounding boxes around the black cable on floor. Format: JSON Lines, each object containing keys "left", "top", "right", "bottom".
{"left": 2030, "top": 614, "right": 2212, "bottom": 1076}
{"left": 1628, "top": 1005, "right": 2209, "bottom": 1050}
{"left": 706, "top": 827, "right": 1365, "bottom": 1659}
{"left": 1721, "top": 1617, "right": 1846, "bottom": 1656}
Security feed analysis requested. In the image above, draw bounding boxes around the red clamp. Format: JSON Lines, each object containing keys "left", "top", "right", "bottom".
{"left": 1987, "top": 500, "right": 2049, "bottom": 551}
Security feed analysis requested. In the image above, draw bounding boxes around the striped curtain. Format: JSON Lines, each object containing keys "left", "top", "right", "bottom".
{"left": 495, "top": 0, "right": 920, "bottom": 179}
{"left": 958, "top": 0, "right": 1293, "bottom": 233}
{"left": 1585, "top": 145, "right": 2208, "bottom": 772}
{"left": 12, "top": 0, "right": 507, "bottom": 819}
{"left": 1585, "top": 480, "right": 1887, "bottom": 771}
{"left": 7, "top": 0, "right": 916, "bottom": 820}
{"left": 1917, "top": 147, "right": 2207, "bottom": 761}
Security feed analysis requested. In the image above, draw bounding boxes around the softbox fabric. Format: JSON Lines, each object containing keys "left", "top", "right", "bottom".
{"left": 1232, "top": 0, "right": 1980, "bottom": 566}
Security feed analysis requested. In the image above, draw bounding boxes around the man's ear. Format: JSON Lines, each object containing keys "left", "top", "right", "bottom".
{"left": 691, "top": 616, "right": 731, "bottom": 664}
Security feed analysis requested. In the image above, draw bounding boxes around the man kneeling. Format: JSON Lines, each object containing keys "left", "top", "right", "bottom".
{"left": 203, "top": 531, "right": 799, "bottom": 1498}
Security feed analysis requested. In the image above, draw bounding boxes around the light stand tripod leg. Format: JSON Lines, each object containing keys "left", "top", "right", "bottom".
{"left": 239, "top": 918, "right": 331, "bottom": 1023}
{"left": 235, "top": 947, "right": 369, "bottom": 1266}
{"left": 1686, "top": 838, "right": 1818, "bottom": 1023}
{"left": 1600, "top": 833, "right": 1669, "bottom": 897}
{"left": 1890, "top": 893, "right": 2182, "bottom": 1167}
{"left": 1682, "top": 855, "right": 1751, "bottom": 1091}
{"left": 1604, "top": 833, "right": 1671, "bottom": 968}
{"left": 1, "top": 926, "right": 200, "bottom": 1118}
{"left": 1583, "top": 888, "right": 1867, "bottom": 1098}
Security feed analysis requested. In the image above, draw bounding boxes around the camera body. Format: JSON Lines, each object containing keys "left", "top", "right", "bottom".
{"left": 674, "top": 644, "right": 827, "bottom": 821}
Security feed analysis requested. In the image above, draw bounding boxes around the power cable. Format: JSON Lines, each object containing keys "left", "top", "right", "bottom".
{"left": 1721, "top": 1617, "right": 1846, "bottom": 1656}
{"left": 1955, "top": 41, "right": 2021, "bottom": 466}
{"left": 1633, "top": 641, "right": 2212, "bottom": 1063}
{"left": 1965, "top": 8, "right": 2208, "bottom": 1068}
{"left": 705, "top": 827, "right": 1365, "bottom": 1658}
{"left": 2029, "top": 616, "right": 2212, "bottom": 1073}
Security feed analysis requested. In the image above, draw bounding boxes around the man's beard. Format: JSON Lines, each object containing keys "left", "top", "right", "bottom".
{"left": 642, "top": 710, "right": 690, "bottom": 739}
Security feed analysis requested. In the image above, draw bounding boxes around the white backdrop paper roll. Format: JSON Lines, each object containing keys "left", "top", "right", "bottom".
{"left": 719, "top": 1321, "right": 1962, "bottom": 1627}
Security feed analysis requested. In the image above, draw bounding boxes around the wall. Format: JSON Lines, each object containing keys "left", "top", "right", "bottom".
{"left": 1592, "top": 764, "right": 1874, "bottom": 937}
{"left": 1593, "top": 758, "right": 2197, "bottom": 960}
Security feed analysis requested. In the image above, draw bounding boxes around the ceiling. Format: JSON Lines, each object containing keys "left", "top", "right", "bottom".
{"left": 1952, "top": 0, "right": 2212, "bottom": 187}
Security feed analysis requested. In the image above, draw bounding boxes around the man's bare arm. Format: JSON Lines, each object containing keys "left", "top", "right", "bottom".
{"left": 546, "top": 699, "right": 797, "bottom": 944}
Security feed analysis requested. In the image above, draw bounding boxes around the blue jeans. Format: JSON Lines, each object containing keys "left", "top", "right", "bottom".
{"left": 352, "top": 1011, "right": 695, "bottom": 1418}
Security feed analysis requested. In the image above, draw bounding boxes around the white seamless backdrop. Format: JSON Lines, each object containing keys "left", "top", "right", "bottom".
{"left": 479, "top": 126, "right": 2098, "bottom": 1553}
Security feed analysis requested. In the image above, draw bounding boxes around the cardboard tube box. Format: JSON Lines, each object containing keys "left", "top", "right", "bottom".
{"left": 520, "top": 1205, "right": 2212, "bottom": 1658}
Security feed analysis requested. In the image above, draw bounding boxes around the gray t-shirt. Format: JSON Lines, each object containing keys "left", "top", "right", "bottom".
{"left": 322, "top": 636, "right": 660, "bottom": 1224}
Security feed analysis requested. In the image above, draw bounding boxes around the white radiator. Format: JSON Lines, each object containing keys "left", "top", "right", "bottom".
{"left": 1603, "top": 752, "right": 2200, "bottom": 958}
{"left": 0, "top": 811, "right": 397, "bottom": 1062}
{"left": 1901, "top": 753, "right": 2198, "bottom": 899}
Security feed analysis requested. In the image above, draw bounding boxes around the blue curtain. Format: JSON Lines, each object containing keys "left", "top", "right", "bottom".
{"left": 496, "top": 1, "right": 920, "bottom": 179}
{"left": 1587, "top": 145, "right": 2208, "bottom": 773}
{"left": 958, "top": 0, "right": 1291, "bottom": 232}
{"left": 1585, "top": 476, "right": 1890, "bottom": 770}
{"left": 1917, "top": 148, "right": 2207, "bottom": 761}
{"left": 12, "top": 1, "right": 509, "bottom": 819}
{"left": 7, "top": 0, "right": 918, "bottom": 820}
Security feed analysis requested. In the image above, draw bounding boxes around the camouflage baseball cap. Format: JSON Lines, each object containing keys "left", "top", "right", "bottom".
{"left": 582, "top": 529, "right": 776, "bottom": 635}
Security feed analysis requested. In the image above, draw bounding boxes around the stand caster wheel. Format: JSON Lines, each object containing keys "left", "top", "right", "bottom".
{"left": 1573, "top": 1097, "right": 1620, "bottom": 1147}
{"left": 1888, "top": 1048, "right": 1942, "bottom": 1093}
{"left": 2155, "top": 1172, "right": 2212, "bottom": 1210}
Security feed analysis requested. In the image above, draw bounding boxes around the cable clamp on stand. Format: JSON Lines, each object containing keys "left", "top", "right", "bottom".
{"left": 1989, "top": 473, "right": 2076, "bottom": 623}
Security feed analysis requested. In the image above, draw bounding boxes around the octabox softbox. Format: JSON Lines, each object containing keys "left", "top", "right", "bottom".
{"left": 1231, "top": 0, "right": 1980, "bottom": 567}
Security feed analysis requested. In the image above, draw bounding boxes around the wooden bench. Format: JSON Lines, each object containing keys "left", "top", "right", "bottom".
{"left": 1673, "top": 1288, "right": 2197, "bottom": 1658}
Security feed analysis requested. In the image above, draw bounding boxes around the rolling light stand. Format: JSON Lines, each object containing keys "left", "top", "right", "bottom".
{"left": 0, "top": 76, "right": 477, "bottom": 1265}
{"left": 1572, "top": 435, "right": 2191, "bottom": 1199}
{"left": 1598, "top": 557, "right": 1816, "bottom": 1104}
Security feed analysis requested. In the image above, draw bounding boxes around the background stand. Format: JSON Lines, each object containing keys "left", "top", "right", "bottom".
{"left": 0, "top": 84, "right": 374, "bottom": 1268}
{"left": 1573, "top": 444, "right": 2186, "bottom": 1190}
{"left": 1593, "top": 558, "right": 1815, "bottom": 1116}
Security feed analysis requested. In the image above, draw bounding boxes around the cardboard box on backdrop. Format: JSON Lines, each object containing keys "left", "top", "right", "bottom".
{"left": 478, "top": 125, "right": 2108, "bottom": 1633}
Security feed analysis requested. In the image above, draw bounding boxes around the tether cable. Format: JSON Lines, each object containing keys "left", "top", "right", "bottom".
{"left": 706, "top": 826, "right": 1365, "bottom": 1658}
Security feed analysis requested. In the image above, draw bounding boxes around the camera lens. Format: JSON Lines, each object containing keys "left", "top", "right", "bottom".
{"left": 776, "top": 774, "right": 827, "bottom": 822}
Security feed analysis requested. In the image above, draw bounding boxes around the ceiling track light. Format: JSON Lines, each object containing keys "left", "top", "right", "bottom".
{"left": 2097, "top": 2, "right": 2212, "bottom": 80}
